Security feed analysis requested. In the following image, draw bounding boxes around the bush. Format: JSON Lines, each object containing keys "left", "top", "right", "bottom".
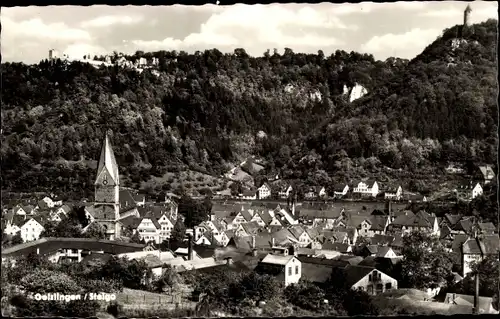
{"left": 106, "top": 301, "right": 123, "bottom": 317}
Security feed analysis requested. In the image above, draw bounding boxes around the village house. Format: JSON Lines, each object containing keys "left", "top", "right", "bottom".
{"left": 234, "top": 221, "right": 261, "bottom": 238}
{"left": 384, "top": 186, "right": 403, "bottom": 201}
{"left": 304, "top": 186, "right": 326, "bottom": 200}
{"left": 455, "top": 182, "right": 483, "bottom": 201}
{"left": 255, "top": 254, "right": 302, "bottom": 286}
{"left": 278, "top": 185, "right": 293, "bottom": 199}
{"left": 240, "top": 189, "right": 257, "bottom": 200}
{"left": 387, "top": 210, "right": 439, "bottom": 236}
{"left": 344, "top": 266, "right": 398, "bottom": 295}
{"left": 288, "top": 225, "right": 313, "bottom": 247}
{"left": 352, "top": 180, "right": 379, "bottom": 198}
{"left": 333, "top": 184, "right": 349, "bottom": 198}
{"left": 460, "top": 234, "right": 500, "bottom": 277}
{"left": 477, "top": 165, "right": 495, "bottom": 185}
{"left": 135, "top": 217, "right": 161, "bottom": 244}
{"left": 3, "top": 213, "right": 24, "bottom": 236}
{"left": 257, "top": 182, "right": 272, "bottom": 200}
{"left": 20, "top": 217, "right": 45, "bottom": 242}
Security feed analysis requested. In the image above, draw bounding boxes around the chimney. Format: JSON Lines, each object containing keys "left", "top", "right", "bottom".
{"left": 187, "top": 234, "right": 193, "bottom": 261}
{"left": 251, "top": 235, "right": 256, "bottom": 249}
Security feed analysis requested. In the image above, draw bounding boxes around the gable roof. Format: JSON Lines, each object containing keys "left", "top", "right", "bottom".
{"left": 256, "top": 209, "right": 273, "bottom": 225}
{"left": 343, "top": 265, "right": 377, "bottom": 286}
{"left": 240, "top": 221, "right": 261, "bottom": 234}
{"left": 119, "top": 215, "right": 143, "bottom": 229}
{"left": 260, "top": 254, "right": 295, "bottom": 266}
{"left": 478, "top": 222, "right": 496, "bottom": 232}
{"left": 375, "top": 246, "right": 394, "bottom": 257}
{"left": 288, "top": 225, "right": 306, "bottom": 240}
{"left": 462, "top": 235, "right": 500, "bottom": 255}
{"left": 240, "top": 210, "right": 254, "bottom": 222}
{"left": 321, "top": 242, "right": 351, "bottom": 253}
{"left": 119, "top": 189, "right": 137, "bottom": 209}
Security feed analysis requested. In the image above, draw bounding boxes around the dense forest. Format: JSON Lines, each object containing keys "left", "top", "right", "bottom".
{"left": 1, "top": 19, "right": 497, "bottom": 197}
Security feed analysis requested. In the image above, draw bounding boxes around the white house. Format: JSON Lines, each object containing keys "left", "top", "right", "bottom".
{"left": 20, "top": 218, "right": 45, "bottom": 243}
{"left": 305, "top": 186, "right": 326, "bottom": 199}
{"left": 472, "top": 183, "right": 483, "bottom": 199}
{"left": 258, "top": 254, "right": 302, "bottom": 286}
{"left": 136, "top": 218, "right": 160, "bottom": 244}
{"left": 278, "top": 185, "right": 293, "bottom": 199}
{"left": 384, "top": 186, "right": 403, "bottom": 201}
{"left": 347, "top": 266, "right": 398, "bottom": 295}
{"left": 353, "top": 181, "right": 379, "bottom": 197}
{"left": 41, "top": 196, "right": 57, "bottom": 208}
{"left": 157, "top": 214, "right": 175, "bottom": 243}
{"left": 257, "top": 183, "right": 272, "bottom": 199}
{"left": 4, "top": 222, "right": 21, "bottom": 236}
{"left": 333, "top": 184, "right": 349, "bottom": 198}
{"left": 455, "top": 182, "right": 483, "bottom": 200}
{"left": 288, "top": 226, "right": 312, "bottom": 247}
{"left": 12, "top": 205, "right": 28, "bottom": 216}
{"left": 240, "top": 190, "right": 257, "bottom": 200}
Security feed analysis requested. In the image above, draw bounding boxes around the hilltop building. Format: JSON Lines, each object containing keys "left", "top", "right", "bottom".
{"left": 464, "top": 4, "right": 472, "bottom": 27}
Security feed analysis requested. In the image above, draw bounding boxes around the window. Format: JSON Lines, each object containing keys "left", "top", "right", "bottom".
{"left": 385, "top": 283, "right": 392, "bottom": 290}
{"left": 369, "top": 274, "right": 372, "bottom": 281}
{"left": 376, "top": 284, "right": 383, "bottom": 294}
{"left": 295, "top": 266, "right": 299, "bottom": 275}
{"left": 367, "top": 285, "right": 373, "bottom": 294}
{"left": 288, "top": 267, "right": 292, "bottom": 276}
{"left": 372, "top": 271, "right": 378, "bottom": 281}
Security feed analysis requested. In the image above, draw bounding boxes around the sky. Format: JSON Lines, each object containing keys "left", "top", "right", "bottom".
{"left": 2, "top": 1, "right": 498, "bottom": 64}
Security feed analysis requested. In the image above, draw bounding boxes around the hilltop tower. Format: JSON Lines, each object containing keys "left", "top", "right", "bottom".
{"left": 464, "top": 4, "right": 472, "bottom": 27}
{"left": 94, "top": 131, "right": 121, "bottom": 240}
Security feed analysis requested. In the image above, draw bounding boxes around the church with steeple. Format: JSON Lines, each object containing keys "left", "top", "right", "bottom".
{"left": 93, "top": 131, "right": 122, "bottom": 240}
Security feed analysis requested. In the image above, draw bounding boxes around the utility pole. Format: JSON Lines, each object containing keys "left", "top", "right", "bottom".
{"left": 473, "top": 271, "right": 479, "bottom": 314}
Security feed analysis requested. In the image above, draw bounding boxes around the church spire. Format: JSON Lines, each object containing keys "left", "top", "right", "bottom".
{"left": 95, "top": 131, "right": 119, "bottom": 186}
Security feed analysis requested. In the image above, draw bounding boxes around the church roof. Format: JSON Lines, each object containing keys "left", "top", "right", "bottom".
{"left": 95, "top": 133, "right": 119, "bottom": 185}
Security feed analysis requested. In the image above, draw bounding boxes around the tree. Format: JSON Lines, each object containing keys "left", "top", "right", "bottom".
{"left": 171, "top": 219, "right": 186, "bottom": 244}
{"left": 130, "top": 231, "right": 144, "bottom": 244}
{"left": 13, "top": 268, "right": 101, "bottom": 317}
{"left": 153, "top": 265, "right": 182, "bottom": 292}
{"left": 284, "top": 280, "right": 326, "bottom": 311}
{"left": 178, "top": 195, "right": 211, "bottom": 228}
{"left": 11, "top": 233, "right": 23, "bottom": 245}
{"left": 398, "top": 231, "right": 454, "bottom": 289}
{"left": 82, "top": 222, "right": 106, "bottom": 239}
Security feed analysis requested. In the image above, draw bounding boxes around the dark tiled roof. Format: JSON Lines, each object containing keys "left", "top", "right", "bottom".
{"left": 343, "top": 265, "right": 376, "bottom": 287}
{"left": 451, "top": 234, "right": 469, "bottom": 253}
{"left": 371, "top": 234, "right": 395, "bottom": 246}
{"left": 297, "top": 256, "right": 350, "bottom": 267}
{"left": 240, "top": 221, "right": 261, "bottom": 235}
{"left": 300, "top": 262, "right": 334, "bottom": 283}
{"left": 321, "top": 242, "right": 351, "bottom": 253}
{"left": 478, "top": 222, "right": 496, "bottom": 232}
{"left": 240, "top": 210, "right": 254, "bottom": 222}
{"left": 445, "top": 214, "right": 462, "bottom": 226}
{"left": 119, "top": 215, "right": 143, "bottom": 229}
{"left": 2, "top": 238, "right": 147, "bottom": 258}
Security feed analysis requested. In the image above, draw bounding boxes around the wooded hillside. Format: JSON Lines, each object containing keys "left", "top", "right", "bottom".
{"left": 1, "top": 19, "right": 497, "bottom": 197}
